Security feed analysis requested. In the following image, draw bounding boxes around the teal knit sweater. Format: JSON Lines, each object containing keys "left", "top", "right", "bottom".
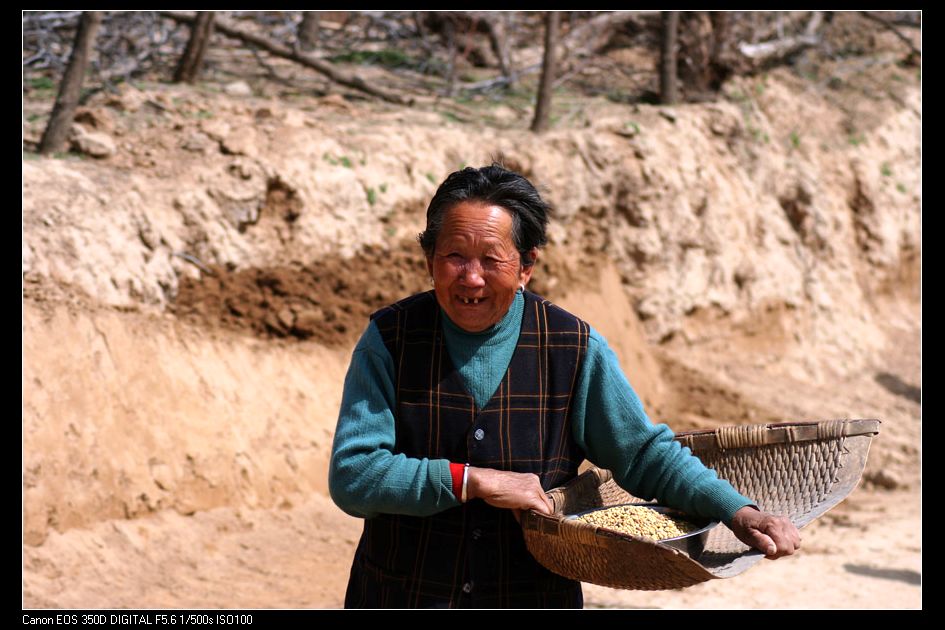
{"left": 329, "top": 289, "right": 753, "bottom": 525}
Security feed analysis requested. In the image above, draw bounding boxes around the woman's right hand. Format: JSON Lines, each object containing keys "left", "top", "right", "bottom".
{"left": 465, "top": 467, "right": 554, "bottom": 521}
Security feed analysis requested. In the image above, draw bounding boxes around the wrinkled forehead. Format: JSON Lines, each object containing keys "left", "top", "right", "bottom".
{"left": 437, "top": 202, "right": 516, "bottom": 248}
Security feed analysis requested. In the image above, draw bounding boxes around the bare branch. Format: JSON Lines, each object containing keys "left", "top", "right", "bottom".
{"left": 738, "top": 12, "right": 824, "bottom": 61}
{"left": 858, "top": 11, "right": 921, "bottom": 57}
{"left": 560, "top": 11, "right": 657, "bottom": 60}
{"left": 458, "top": 63, "right": 541, "bottom": 92}
{"left": 160, "top": 10, "right": 414, "bottom": 106}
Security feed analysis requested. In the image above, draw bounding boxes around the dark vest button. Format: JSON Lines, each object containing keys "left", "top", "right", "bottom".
{"left": 474, "top": 428, "right": 485, "bottom": 441}
{"left": 462, "top": 582, "right": 473, "bottom": 593}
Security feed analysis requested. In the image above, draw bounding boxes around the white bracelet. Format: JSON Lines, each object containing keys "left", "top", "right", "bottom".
{"left": 461, "top": 463, "right": 470, "bottom": 503}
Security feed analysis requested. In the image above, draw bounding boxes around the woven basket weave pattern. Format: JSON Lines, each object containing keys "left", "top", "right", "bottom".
{"left": 521, "top": 419, "right": 879, "bottom": 590}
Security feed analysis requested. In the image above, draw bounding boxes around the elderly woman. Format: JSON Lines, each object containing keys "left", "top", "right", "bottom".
{"left": 329, "top": 164, "right": 800, "bottom": 608}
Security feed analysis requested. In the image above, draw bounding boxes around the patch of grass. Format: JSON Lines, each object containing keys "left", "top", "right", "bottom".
{"left": 26, "top": 113, "right": 43, "bottom": 123}
{"left": 504, "top": 86, "right": 534, "bottom": 104}
{"left": 323, "top": 153, "right": 348, "bottom": 167}
{"left": 385, "top": 226, "right": 396, "bottom": 237}
{"left": 23, "top": 151, "right": 41, "bottom": 161}
{"left": 848, "top": 133, "right": 866, "bottom": 146}
{"left": 29, "top": 76, "right": 55, "bottom": 91}
{"left": 379, "top": 183, "right": 388, "bottom": 193}
{"left": 366, "top": 187, "right": 377, "bottom": 206}
{"left": 195, "top": 110, "right": 213, "bottom": 119}
{"left": 426, "top": 172, "right": 437, "bottom": 184}
{"left": 53, "top": 151, "right": 85, "bottom": 161}
{"left": 746, "top": 125, "right": 769, "bottom": 144}
{"left": 441, "top": 111, "right": 462, "bottom": 123}
{"left": 625, "top": 121, "right": 640, "bottom": 134}
{"left": 790, "top": 130, "right": 801, "bottom": 149}
{"left": 881, "top": 162, "right": 892, "bottom": 177}
{"left": 897, "top": 183, "right": 907, "bottom": 193}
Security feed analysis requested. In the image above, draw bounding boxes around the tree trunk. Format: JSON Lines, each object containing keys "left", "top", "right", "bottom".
{"left": 444, "top": 17, "right": 458, "bottom": 97}
{"left": 678, "top": 12, "right": 713, "bottom": 94}
{"left": 531, "top": 11, "right": 560, "bottom": 134}
{"left": 298, "top": 12, "right": 320, "bottom": 51}
{"left": 708, "top": 11, "right": 733, "bottom": 90}
{"left": 174, "top": 11, "right": 215, "bottom": 83}
{"left": 39, "top": 11, "right": 102, "bottom": 155}
{"left": 482, "top": 12, "right": 515, "bottom": 83}
{"left": 659, "top": 11, "right": 679, "bottom": 105}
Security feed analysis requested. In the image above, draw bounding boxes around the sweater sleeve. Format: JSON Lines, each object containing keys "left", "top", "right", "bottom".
{"left": 328, "top": 320, "right": 461, "bottom": 519}
{"left": 571, "top": 327, "right": 754, "bottom": 526}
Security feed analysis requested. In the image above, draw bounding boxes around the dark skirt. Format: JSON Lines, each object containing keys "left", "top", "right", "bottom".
{"left": 344, "top": 548, "right": 584, "bottom": 609}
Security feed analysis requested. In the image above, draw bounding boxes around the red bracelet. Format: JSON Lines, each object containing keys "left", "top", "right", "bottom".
{"left": 449, "top": 462, "right": 465, "bottom": 500}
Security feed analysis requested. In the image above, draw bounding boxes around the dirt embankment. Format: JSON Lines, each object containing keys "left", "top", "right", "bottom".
{"left": 23, "top": 25, "right": 920, "bottom": 608}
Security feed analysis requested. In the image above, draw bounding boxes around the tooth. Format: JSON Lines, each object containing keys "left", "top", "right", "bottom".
{"left": 473, "top": 298, "right": 480, "bottom": 304}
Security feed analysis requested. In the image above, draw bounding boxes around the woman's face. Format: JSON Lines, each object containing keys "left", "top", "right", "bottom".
{"left": 426, "top": 201, "right": 536, "bottom": 332}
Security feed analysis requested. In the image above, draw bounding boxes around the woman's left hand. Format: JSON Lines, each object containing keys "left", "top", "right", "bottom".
{"left": 728, "top": 505, "right": 801, "bottom": 559}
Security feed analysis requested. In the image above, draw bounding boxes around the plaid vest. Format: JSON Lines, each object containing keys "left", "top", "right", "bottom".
{"left": 344, "top": 290, "right": 590, "bottom": 608}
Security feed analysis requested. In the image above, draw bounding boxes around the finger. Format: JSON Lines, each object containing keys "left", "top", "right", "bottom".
{"left": 767, "top": 521, "right": 801, "bottom": 555}
{"left": 751, "top": 532, "right": 778, "bottom": 556}
{"left": 511, "top": 508, "right": 522, "bottom": 523}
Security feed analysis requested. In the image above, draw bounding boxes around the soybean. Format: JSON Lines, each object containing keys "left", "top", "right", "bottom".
{"left": 575, "top": 505, "right": 698, "bottom": 541}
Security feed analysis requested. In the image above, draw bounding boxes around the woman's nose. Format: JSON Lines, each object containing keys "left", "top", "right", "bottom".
{"left": 459, "top": 259, "right": 486, "bottom": 286}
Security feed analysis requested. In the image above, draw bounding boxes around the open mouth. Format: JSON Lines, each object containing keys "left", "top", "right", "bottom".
{"left": 457, "top": 296, "right": 486, "bottom": 305}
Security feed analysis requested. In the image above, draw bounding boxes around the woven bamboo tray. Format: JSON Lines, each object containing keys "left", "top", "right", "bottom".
{"left": 520, "top": 418, "right": 880, "bottom": 591}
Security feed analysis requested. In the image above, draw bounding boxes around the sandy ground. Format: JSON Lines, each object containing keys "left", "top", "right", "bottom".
{"left": 22, "top": 483, "right": 921, "bottom": 610}
{"left": 22, "top": 294, "right": 921, "bottom": 610}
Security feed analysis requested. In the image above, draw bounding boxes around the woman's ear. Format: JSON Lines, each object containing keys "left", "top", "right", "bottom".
{"left": 519, "top": 248, "right": 539, "bottom": 287}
